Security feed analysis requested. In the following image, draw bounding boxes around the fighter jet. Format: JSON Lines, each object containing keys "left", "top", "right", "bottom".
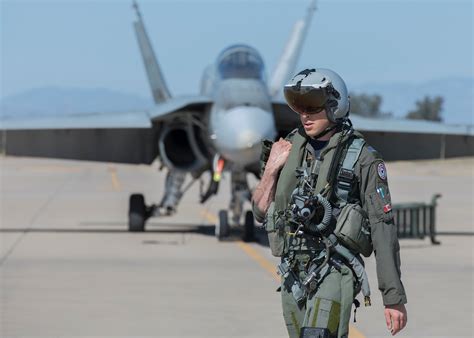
{"left": 1, "top": 0, "right": 316, "bottom": 240}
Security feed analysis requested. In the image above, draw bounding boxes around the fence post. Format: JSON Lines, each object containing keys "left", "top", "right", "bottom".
{"left": 429, "top": 194, "right": 442, "bottom": 245}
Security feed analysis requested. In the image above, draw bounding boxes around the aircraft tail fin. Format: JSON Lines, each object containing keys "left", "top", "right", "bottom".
{"left": 133, "top": 1, "right": 171, "bottom": 104}
{"left": 269, "top": 0, "right": 317, "bottom": 98}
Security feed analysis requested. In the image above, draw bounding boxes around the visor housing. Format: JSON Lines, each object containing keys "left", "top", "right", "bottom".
{"left": 284, "top": 85, "right": 329, "bottom": 115}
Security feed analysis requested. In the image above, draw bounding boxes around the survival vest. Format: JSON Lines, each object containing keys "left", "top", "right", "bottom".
{"left": 264, "top": 126, "right": 367, "bottom": 257}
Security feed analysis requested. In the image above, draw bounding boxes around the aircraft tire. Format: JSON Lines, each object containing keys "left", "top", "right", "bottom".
{"left": 217, "top": 210, "right": 230, "bottom": 240}
{"left": 129, "top": 194, "right": 146, "bottom": 232}
{"left": 243, "top": 210, "right": 255, "bottom": 242}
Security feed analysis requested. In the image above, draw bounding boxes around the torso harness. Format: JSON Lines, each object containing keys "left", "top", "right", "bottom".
{"left": 275, "top": 124, "right": 372, "bottom": 310}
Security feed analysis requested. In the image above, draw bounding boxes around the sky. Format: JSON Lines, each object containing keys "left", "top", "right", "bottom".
{"left": 1, "top": 0, "right": 473, "bottom": 100}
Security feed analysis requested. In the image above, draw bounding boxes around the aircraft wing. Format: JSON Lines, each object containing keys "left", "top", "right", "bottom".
{"left": 149, "top": 95, "right": 213, "bottom": 120}
{"left": 1, "top": 95, "right": 213, "bottom": 130}
{"left": 0, "top": 109, "right": 157, "bottom": 164}
{"left": 0, "top": 110, "right": 152, "bottom": 130}
{"left": 350, "top": 115, "right": 474, "bottom": 135}
{"left": 271, "top": 100, "right": 474, "bottom": 137}
{"left": 1, "top": 96, "right": 214, "bottom": 164}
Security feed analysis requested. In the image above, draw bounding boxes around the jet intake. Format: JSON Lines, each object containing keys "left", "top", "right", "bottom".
{"left": 158, "top": 121, "right": 209, "bottom": 173}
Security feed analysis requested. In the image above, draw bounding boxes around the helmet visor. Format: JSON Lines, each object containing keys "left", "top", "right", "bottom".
{"left": 284, "top": 85, "right": 329, "bottom": 115}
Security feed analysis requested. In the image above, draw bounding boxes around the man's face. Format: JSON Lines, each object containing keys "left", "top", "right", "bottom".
{"left": 299, "top": 109, "right": 333, "bottom": 139}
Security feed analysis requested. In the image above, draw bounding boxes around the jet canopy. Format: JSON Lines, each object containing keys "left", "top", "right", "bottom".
{"left": 217, "top": 44, "right": 265, "bottom": 80}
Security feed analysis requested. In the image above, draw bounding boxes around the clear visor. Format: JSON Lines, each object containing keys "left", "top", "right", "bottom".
{"left": 283, "top": 85, "right": 329, "bottom": 115}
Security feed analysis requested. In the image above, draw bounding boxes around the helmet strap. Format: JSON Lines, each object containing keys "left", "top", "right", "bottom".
{"left": 311, "top": 124, "right": 339, "bottom": 140}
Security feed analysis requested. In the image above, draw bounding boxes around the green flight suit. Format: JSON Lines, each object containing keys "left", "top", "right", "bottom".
{"left": 254, "top": 127, "right": 407, "bottom": 338}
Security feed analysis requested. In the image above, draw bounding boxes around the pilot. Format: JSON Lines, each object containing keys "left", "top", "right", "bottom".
{"left": 252, "top": 68, "right": 407, "bottom": 338}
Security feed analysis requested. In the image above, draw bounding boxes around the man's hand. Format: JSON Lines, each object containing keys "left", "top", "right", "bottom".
{"left": 384, "top": 304, "right": 407, "bottom": 336}
{"left": 251, "top": 138, "right": 292, "bottom": 217}
{"left": 266, "top": 138, "right": 292, "bottom": 173}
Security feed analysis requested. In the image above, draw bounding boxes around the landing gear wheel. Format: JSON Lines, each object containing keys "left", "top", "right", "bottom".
{"left": 129, "top": 194, "right": 146, "bottom": 232}
{"left": 243, "top": 210, "right": 255, "bottom": 242}
{"left": 216, "top": 210, "right": 230, "bottom": 240}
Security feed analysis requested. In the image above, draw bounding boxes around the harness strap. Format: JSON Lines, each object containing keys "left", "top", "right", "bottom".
{"left": 336, "top": 138, "right": 365, "bottom": 206}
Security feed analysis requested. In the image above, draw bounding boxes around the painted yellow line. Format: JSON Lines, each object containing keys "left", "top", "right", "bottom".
{"left": 349, "top": 325, "right": 366, "bottom": 338}
{"left": 236, "top": 241, "right": 280, "bottom": 281}
{"left": 108, "top": 166, "right": 121, "bottom": 191}
{"left": 200, "top": 209, "right": 218, "bottom": 224}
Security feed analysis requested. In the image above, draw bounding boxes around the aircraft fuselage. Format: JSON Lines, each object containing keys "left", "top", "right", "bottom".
{"left": 205, "top": 44, "right": 277, "bottom": 168}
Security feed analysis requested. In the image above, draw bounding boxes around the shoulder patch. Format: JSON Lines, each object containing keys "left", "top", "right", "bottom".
{"left": 377, "top": 162, "right": 387, "bottom": 180}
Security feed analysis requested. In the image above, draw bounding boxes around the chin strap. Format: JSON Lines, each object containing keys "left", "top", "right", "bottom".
{"left": 314, "top": 118, "right": 353, "bottom": 139}
{"left": 312, "top": 124, "right": 339, "bottom": 140}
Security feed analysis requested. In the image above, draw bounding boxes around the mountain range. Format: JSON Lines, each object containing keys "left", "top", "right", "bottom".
{"left": 1, "top": 77, "right": 472, "bottom": 125}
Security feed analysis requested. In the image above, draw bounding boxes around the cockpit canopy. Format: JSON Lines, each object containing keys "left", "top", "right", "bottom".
{"left": 217, "top": 44, "right": 265, "bottom": 80}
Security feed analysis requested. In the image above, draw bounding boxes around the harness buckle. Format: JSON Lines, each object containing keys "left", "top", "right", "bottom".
{"left": 337, "top": 168, "right": 354, "bottom": 193}
{"left": 338, "top": 168, "right": 354, "bottom": 183}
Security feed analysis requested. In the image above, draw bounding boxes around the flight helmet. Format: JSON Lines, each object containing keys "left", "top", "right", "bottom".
{"left": 284, "top": 68, "right": 350, "bottom": 123}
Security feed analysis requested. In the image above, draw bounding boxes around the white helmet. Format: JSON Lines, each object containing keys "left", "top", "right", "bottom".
{"left": 284, "top": 68, "right": 350, "bottom": 123}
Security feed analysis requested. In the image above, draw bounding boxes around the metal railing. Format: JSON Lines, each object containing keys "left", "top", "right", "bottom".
{"left": 393, "top": 194, "right": 442, "bottom": 245}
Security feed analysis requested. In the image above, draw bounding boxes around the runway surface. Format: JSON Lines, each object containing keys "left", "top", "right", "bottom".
{"left": 1, "top": 156, "right": 473, "bottom": 338}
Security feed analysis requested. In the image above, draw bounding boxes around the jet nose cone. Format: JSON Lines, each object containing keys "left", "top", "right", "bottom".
{"left": 237, "top": 129, "right": 262, "bottom": 148}
{"left": 211, "top": 106, "right": 277, "bottom": 166}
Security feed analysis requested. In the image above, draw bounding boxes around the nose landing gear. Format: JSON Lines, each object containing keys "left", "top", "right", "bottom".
{"left": 243, "top": 210, "right": 256, "bottom": 242}
{"left": 216, "top": 210, "right": 230, "bottom": 240}
{"left": 215, "top": 170, "right": 256, "bottom": 241}
{"left": 215, "top": 210, "right": 255, "bottom": 242}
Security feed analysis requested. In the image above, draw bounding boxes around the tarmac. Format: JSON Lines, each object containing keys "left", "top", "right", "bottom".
{"left": 0, "top": 156, "right": 473, "bottom": 338}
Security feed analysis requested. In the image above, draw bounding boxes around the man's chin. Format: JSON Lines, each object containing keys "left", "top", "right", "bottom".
{"left": 304, "top": 128, "right": 320, "bottom": 138}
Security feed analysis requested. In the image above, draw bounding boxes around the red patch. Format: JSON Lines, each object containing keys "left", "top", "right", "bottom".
{"left": 383, "top": 204, "right": 392, "bottom": 213}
